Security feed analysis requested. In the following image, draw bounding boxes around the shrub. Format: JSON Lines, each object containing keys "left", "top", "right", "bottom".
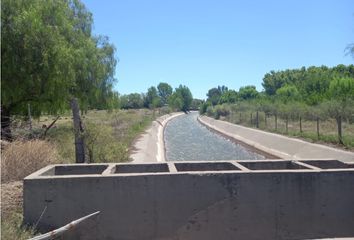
{"left": 1, "top": 140, "right": 59, "bottom": 182}
{"left": 214, "top": 105, "right": 230, "bottom": 119}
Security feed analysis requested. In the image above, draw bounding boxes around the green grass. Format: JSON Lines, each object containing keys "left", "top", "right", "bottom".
{"left": 1, "top": 212, "right": 36, "bottom": 240}
{"left": 43, "top": 109, "right": 160, "bottom": 163}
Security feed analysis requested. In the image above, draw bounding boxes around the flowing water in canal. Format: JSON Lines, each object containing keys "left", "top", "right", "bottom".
{"left": 164, "top": 112, "right": 265, "bottom": 161}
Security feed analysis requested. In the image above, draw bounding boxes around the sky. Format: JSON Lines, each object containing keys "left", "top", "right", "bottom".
{"left": 83, "top": 0, "right": 354, "bottom": 99}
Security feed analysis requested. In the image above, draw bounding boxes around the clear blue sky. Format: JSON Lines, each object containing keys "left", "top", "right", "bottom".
{"left": 83, "top": 0, "right": 354, "bottom": 99}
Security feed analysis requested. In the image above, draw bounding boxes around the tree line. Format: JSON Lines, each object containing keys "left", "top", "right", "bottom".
{"left": 119, "top": 83, "right": 197, "bottom": 112}
{"left": 201, "top": 64, "right": 354, "bottom": 145}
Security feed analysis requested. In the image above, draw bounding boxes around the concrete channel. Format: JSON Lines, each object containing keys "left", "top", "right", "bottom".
{"left": 130, "top": 112, "right": 184, "bottom": 163}
{"left": 24, "top": 113, "right": 354, "bottom": 239}
{"left": 24, "top": 159, "right": 354, "bottom": 239}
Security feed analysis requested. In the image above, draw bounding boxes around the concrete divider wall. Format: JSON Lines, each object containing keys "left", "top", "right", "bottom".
{"left": 24, "top": 160, "right": 354, "bottom": 240}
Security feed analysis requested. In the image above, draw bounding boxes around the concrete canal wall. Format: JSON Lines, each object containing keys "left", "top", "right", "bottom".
{"left": 24, "top": 160, "right": 354, "bottom": 240}
{"left": 130, "top": 112, "right": 184, "bottom": 163}
{"left": 199, "top": 115, "right": 354, "bottom": 162}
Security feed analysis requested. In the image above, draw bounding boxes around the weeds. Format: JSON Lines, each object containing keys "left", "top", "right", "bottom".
{"left": 1, "top": 140, "right": 60, "bottom": 182}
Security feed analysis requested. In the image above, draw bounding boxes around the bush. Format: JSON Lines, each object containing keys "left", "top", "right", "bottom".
{"left": 214, "top": 105, "right": 230, "bottom": 119}
{"left": 1, "top": 140, "right": 59, "bottom": 182}
{"left": 199, "top": 102, "right": 209, "bottom": 115}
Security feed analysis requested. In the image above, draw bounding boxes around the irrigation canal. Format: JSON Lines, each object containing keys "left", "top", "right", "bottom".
{"left": 164, "top": 112, "right": 265, "bottom": 161}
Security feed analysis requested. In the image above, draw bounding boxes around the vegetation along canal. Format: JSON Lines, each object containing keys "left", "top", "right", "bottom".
{"left": 164, "top": 112, "right": 265, "bottom": 161}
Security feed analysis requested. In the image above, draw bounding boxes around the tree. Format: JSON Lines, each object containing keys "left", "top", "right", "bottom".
{"left": 169, "top": 85, "right": 193, "bottom": 112}
{"left": 262, "top": 71, "right": 287, "bottom": 95}
{"left": 275, "top": 84, "right": 300, "bottom": 103}
{"left": 238, "top": 85, "right": 259, "bottom": 100}
{"left": 219, "top": 90, "right": 238, "bottom": 104}
{"left": 121, "top": 93, "right": 144, "bottom": 109}
{"left": 144, "top": 86, "right": 161, "bottom": 109}
{"left": 157, "top": 82, "right": 172, "bottom": 105}
{"left": 190, "top": 99, "right": 203, "bottom": 110}
{"left": 1, "top": 0, "right": 117, "bottom": 162}
{"left": 325, "top": 77, "right": 354, "bottom": 144}
{"left": 206, "top": 85, "right": 228, "bottom": 105}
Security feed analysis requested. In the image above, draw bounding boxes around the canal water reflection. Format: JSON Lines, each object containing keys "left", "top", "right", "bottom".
{"left": 164, "top": 112, "right": 265, "bottom": 161}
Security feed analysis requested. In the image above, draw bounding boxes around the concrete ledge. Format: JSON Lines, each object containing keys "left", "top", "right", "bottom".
{"left": 130, "top": 112, "right": 185, "bottom": 163}
{"left": 198, "top": 115, "right": 354, "bottom": 162}
{"left": 24, "top": 160, "right": 354, "bottom": 240}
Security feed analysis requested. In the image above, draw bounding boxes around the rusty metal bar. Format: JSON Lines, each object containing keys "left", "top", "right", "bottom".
{"left": 28, "top": 211, "right": 100, "bottom": 240}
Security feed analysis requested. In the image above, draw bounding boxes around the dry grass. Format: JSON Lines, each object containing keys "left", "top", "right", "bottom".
{"left": 0, "top": 109, "right": 161, "bottom": 239}
{"left": 1, "top": 140, "right": 59, "bottom": 239}
{"left": 1, "top": 182, "right": 36, "bottom": 240}
{"left": 1, "top": 181, "right": 23, "bottom": 218}
{"left": 1, "top": 140, "right": 60, "bottom": 183}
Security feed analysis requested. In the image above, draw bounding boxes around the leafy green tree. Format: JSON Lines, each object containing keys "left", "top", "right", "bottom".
{"left": 157, "top": 82, "right": 173, "bottom": 105}
{"left": 325, "top": 77, "right": 354, "bottom": 144}
{"left": 121, "top": 93, "right": 144, "bottom": 109}
{"left": 199, "top": 101, "right": 211, "bottom": 114}
{"left": 169, "top": 85, "right": 193, "bottom": 112}
{"left": 238, "top": 85, "right": 259, "bottom": 100}
{"left": 219, "top": 90, "right": 238, "bottom": 104}
{"left": 206, "top": 85, "right": 228, "bottom": 105}
{"left": 1, "top": 0, "right": 117, "bottom": 163}
{"left": 275, "top": 84, "right": 300, "bottom": 103}
{"left": 144, "top": 86, "right": 161, "bottom": 109}
{"left": 190, "top": 99, "right": 203, "bottom": 110}
{"left": 262, "top": 70, "right": 288, "bottom": 95}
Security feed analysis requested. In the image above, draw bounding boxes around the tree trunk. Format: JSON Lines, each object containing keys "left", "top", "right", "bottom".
{"left": 336, "top": 116, "right": 343, "bottom": 145}
{"left": 316, "top": 117, "right": 320, "bottom": 140}
{"left": 239, "top": 113, "right": 242, "bottom": 124}
{"left": 1, "top": 105, "right": 12, "bottom": 141}
{"left": 28, "top": 103, "right": 33, "bottom": 132}
{"left": 250, "top": 113, "right": 253, "bottom": 126}
{"left": 70, "top": 98, "right": 86, "bottom": 163}
{"left": 275, "top": 114, "right": 278, "bottom": 131}
{"left": 299, "top": 117, "right": 302, "bottom": 133}
{"left": 264, "top": 114, "right": 267, "bottom": 128}
{"left": 256, "top": 111, "right": 259, "bottom": 128}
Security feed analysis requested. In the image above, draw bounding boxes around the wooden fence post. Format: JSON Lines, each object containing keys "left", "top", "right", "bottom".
{"left": 316, "top": 117, "right": 320, "bottom": 140}
{"left": 286, "top": 116, "right": 288, "bottom": 134}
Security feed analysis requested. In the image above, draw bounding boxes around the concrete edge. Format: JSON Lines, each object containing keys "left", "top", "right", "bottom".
{"left": 197, "top": 115, "right": 284, "bottom": 159}
{"left": 201, "top": 115, "right": 354, "bottom": 156}
{"left": 23, "top": 161, "right": 354, "bottom": 180}
{"left": 157, "top": 112, "right": 185, "bottom": 162}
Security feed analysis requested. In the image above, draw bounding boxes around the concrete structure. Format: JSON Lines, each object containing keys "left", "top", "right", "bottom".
{"left": 24, "top": 159, "right": 354, "bottom": 240}
{"left": 198, "top": 116, "right": 354, "bottom": 162}
{"left": 131, "top": 112, "right": 184, "bottom": 163}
